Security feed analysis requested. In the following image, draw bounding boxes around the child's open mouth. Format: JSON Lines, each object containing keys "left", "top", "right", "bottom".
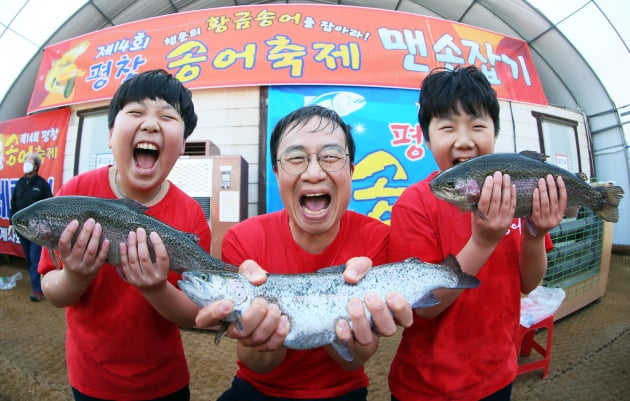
{"left": 134, "top": 142, "right": 159, "bottom": 170}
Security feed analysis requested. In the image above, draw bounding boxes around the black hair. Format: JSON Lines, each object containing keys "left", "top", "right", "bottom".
{"left": 269, "top": 105, "right": 356, "bottom": 170}
{"left": 107, "top": 69, "right": 198, "bottom": 139}
{"left": 418, "top": 65, "right": 500, "bottom": 142}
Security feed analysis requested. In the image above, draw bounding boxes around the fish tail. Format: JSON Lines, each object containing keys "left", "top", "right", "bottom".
{"left": 442, "top": 254, "right": 480, "bottom": 289}
{"left": 594, "top": 185, "right": 624, "bottom": 223}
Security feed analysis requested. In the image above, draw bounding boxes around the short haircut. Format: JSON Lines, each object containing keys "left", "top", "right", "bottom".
{"left": 269, "top": 105, "right": 356, "bottom": 170}
{"left": 418, "top": 65, "right": 500, "bottom": 142}
{"left": 107, "top": 69, "right": 198, "bottom": 139}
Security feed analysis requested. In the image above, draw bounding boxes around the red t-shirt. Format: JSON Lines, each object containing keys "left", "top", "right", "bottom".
{"left": 221, "top": 209, "right": 389, "bottom": 399}
{"left": 388, "top": 171, "right": 552, "bottom": 401}
{"left": 39, "top": 166, "right": 211, "bottom": 400}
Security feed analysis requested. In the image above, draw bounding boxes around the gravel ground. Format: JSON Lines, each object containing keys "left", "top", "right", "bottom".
{"left": 0, "top": 253, "right": 628, "bottom": 401}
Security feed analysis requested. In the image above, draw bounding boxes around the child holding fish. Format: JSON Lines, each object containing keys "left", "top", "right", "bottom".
{"left": 37, "top": 70, "right": 209, "bottom": 401}
{"left": 388, "top": 66, "right": 568, "bottom": 401}
{"left": 195, "top": 105, "right": 413, "bottom": 401}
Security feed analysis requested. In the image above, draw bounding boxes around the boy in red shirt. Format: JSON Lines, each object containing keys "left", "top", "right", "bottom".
{"left": 388, "top": 66, "right": 568, "bottom": 401}
{"left": 39, "top": 70, "right": 207, "bottom": 400}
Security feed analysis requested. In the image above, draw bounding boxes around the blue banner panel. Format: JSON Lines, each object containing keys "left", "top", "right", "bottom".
{"left": 267, "top": 85, "right": 437, "bottom": 224}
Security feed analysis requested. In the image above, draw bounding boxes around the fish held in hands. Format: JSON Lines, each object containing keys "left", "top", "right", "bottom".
{"left": 11, "top": 195, "right": 236, "bottom": 273}
{"left": 178, "top": 255, "right": 479, "bottom": 361}
{"left": 429, "top": 151, "right": 624, "bottom": 228}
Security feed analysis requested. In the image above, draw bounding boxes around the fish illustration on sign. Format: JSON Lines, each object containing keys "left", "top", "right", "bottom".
{"left": 305, "top": 91, "right": 366, "bottom": 116}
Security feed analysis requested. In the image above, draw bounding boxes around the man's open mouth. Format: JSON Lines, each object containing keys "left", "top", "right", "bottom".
{"left": 301, "top": 193, "right": 331, "bottom": 216}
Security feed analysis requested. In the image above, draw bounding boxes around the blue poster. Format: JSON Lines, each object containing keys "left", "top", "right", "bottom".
{"left": 266, "top": 85, "right": 438, "bottom": 224}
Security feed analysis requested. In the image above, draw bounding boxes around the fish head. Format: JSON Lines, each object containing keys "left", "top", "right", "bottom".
{"left": 179, "top": 271, "right": 248, "bottom": 307}
{"left": 11, "top": 206, "right": 61, "bottom": 248}
{"left": 429, "top": 172, "right": 481, "bottom": 210}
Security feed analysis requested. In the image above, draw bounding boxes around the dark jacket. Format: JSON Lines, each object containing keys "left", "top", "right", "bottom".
{"left": 10, "top": 174, "right": 53, "bottom": 218}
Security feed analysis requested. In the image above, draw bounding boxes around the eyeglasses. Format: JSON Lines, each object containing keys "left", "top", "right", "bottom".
{"left": 277, "top": 146, "right": 350, "bottom": 175}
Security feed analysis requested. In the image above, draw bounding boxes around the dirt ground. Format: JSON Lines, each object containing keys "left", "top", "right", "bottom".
{"left": 1, "top": 253, "right": 628, "bottom": 401}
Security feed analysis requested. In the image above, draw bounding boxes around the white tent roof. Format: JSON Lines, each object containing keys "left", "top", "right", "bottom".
{"left": 1, "top": 0, "right": 627, "bottom": 118}
{"left": 1, "top": 0, "right": 629, "bottom": 243}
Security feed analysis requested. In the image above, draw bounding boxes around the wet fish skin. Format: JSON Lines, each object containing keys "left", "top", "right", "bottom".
{"left": 11, "top": 195, "right": 235, "bottom": 273}
{"left": 429, "top": 151, "right": 624, "bottom": 223}
{"left": 178, "top": 255, "right": 479, "bottom": 361}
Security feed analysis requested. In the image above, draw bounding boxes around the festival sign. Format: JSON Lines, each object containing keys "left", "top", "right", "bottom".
{"left": 0, "top": 108, "right": 70, "bottom": 256}
{"left": 28, "top": 4, "right": 547, "bottom": 113}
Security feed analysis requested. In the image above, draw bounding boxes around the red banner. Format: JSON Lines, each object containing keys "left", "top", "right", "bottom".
{"left": 0, "top": 108, "right": 70, "bottom": 256}
{"left": 28, "top": 4, "right": 547, "bottom": 113}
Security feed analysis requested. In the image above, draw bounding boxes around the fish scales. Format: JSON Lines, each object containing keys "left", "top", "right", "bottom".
{"left": 11, "top": 195, "right": 235, "bottom": 273}
{"left": 429, "top": 151, "right": 624, "bottom": 223}
{"left": 178, "top": 255, "right": 479, "bottom": 360}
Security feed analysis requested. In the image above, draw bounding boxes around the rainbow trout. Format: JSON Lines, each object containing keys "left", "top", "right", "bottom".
{"left": 178, "top": 255, "right": 479, "bottom": 361}
{"left": 430, "top": 151, "right": 624, "bottom": 224}
{"left": 11, "top": 195, "right": 235, "bottom": 273}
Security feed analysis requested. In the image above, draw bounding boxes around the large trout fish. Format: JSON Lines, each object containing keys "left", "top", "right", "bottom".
{"left": 429, "top": 150, "right": 624, "bottom": 224}
{"left": 11, "top": 195, "right": 235, "bottom": 273}
{"left": 178, "top": 255, "right": 479, "bottom": 361}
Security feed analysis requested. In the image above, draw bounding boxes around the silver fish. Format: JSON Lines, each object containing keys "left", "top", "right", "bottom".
{"left": 178, "top": 255, "right": 479, "bottom": 361}
{"left": 430, "top": 151, "right": 624, "bottom": 224}
{"left": 11, "top": 195, "right": 236, "bottom": 273}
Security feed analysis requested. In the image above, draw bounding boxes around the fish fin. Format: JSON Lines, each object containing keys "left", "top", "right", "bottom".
{"left": 575, "top": 172, "right": 589, "bottom": 182}
{"left": 442, "top": 254, "right": 480, "bottom": 289}
{"left": 213, "top": 322, "right": 229, "bottom": 345}
{"left": 520, "top": 150, "right": 549, "bottom": 162}
{"left": 593, "top": 185, "right": 624, "bottom": 223}
{"left": 114, "top": 265, "right": 129, "bottom": 282}
{"left": 565, "top": 205, "right": 581, "bottom": 219}
{"left": 117, "top": 197, "right": 150, "bottom": 213}
{"left": 50, "top": 249, "right": 62, "bottom": 270}
{"left": 213, "top": 310, "right": 243, "bottom": 345}
{"left": 524, "top": 216, "right": 538, "bottom": 237}
{"left": 185, "top": 232, "right": 200, "bottom": 244}
{"left": 332, "top": 340, "right": 354, "bottom": 362}
{"left": 411, "top": 291, "right": 441, "bottom": 308}
{"left": 225, "top": 310, "right": 243, "bottom": 327}
{"left": 317, "top": 264, "right": 346, "bottom": 273}
{"left": 472, "top": 204, "right": 488, "bottom": 222}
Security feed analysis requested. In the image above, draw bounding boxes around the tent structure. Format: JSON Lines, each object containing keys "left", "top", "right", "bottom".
{"left": 1, "top": 0, "right": 628, "bottom": 245}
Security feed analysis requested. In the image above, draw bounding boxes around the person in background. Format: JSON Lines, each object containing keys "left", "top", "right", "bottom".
{"left": 38, "top": 69, "right": 208, "bottom": 401}
{"left": 388, "top": 66, "right": 568, "bottom": 401}
{"left": 9, "top": 152, "right": 53, "bottom": 302}
{"left": 195, "top": 105, "right": 413, "bottom": 401}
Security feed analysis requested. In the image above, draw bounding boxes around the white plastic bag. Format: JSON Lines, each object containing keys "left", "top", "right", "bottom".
{"left": 520, "top": 286, "right": 566, "bottom": 328}
{"left": 0, "top": 272, "right": 23, "bottom": 290}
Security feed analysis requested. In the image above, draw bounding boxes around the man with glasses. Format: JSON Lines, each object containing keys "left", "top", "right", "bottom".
{"left": 195, "top": 105, "right": 412, "bottom": 401}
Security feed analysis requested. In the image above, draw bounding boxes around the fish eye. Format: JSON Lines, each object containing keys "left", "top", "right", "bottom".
{"left": 199, "top": 273, "right": 209, "bottom": 281}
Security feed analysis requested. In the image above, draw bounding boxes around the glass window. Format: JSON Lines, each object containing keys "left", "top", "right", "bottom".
{"left": 76, "top": 109, "right": 110, "bottom": 175}
{"left": 532, "top": 112, "right": 581, "bottom": 173}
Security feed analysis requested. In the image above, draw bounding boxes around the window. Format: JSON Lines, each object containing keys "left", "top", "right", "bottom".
{"left": 532, "top": 112, "right": 581, "bottom": 173}
{"left": 75, "top": 108, "right": 110, "bottom": 174}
